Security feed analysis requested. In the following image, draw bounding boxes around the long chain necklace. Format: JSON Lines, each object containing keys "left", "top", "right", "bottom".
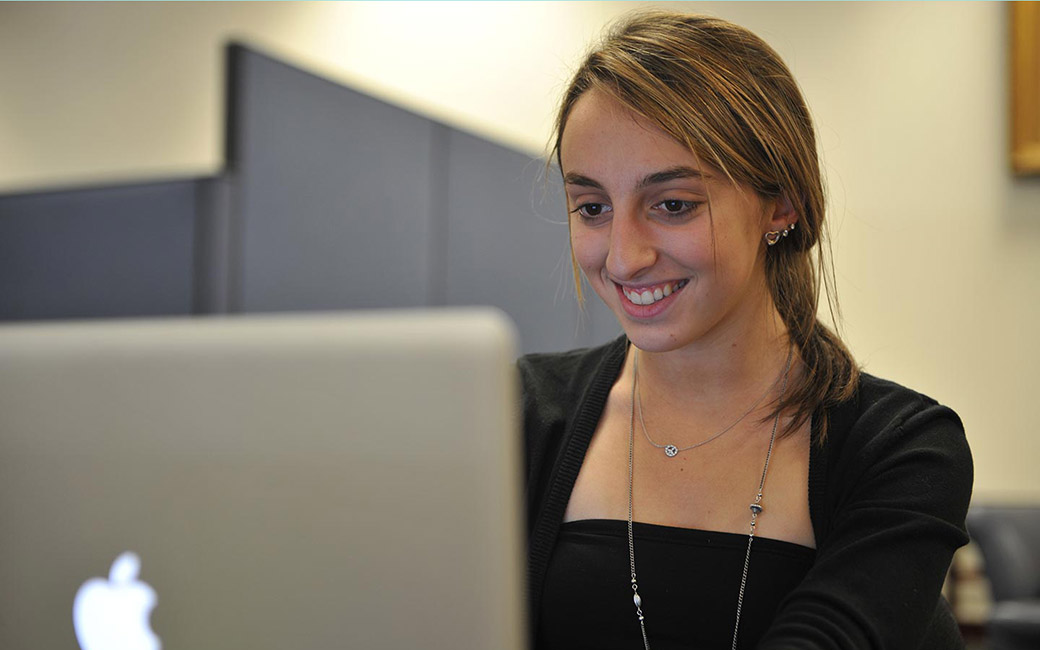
{"left": 636, "top": 352, "right": 790, "bottom": 458}
{"left": 627, "top": 347, "right": 793, "bottom": 650}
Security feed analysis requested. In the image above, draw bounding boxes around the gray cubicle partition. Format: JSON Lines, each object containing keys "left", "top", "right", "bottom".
{"left": 442, "top": 128, "right": 617, "bottom": 353}
{"left": 226, "top": 45, "right": 437, "bottom": 314}
{"left": 0, "top": 43, "right": 617, "bottom": 353}
{"left": 0, "top": 181, "right": 199, "bottom": 320}
{"left": 226, "top": 44, "right": 617, "bottom": 352}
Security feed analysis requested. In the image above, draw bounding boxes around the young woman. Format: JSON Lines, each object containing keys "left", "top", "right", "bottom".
{"left": 519, "top": 11, "right": 973, "bottom": 649}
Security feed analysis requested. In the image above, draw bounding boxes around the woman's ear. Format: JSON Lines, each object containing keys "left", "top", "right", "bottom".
{"left": 764, "top": 193, "right": 799, "bottom": 233}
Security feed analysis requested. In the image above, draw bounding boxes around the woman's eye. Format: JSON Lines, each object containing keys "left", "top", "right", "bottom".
{"left": 653, "top": 199, "right": 698, "bottom": 217}
{"left": 572, "top": 203, "right": 612, "bottom": 220}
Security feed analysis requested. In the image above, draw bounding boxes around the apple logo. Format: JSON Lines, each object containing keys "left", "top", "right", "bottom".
{"left": 73, "top": 551, "right": 161, "bottom": 650}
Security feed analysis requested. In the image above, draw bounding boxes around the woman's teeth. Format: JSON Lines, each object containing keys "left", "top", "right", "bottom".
{"left": 622, "top": 280, "right": 689, "bottom": 305}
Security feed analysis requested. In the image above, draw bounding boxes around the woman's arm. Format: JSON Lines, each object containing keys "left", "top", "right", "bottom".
{"left": 759, "top": 380, "right": 973, "bottom": 649}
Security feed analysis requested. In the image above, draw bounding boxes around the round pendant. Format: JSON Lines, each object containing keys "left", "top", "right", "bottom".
{"left": 664, "top": 445, "right": 679, "bottom": 457}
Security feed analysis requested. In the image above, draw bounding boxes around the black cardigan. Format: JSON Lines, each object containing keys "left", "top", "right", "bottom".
{"left": 519, "top": 336, "right": 973, "bottom": 649}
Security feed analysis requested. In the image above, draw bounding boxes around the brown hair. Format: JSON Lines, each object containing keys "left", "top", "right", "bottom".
{"left": 551, "top": 10, "right": 858, "bottom": 440}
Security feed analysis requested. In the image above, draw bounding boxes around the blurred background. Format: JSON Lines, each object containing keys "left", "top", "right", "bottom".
{"left": 1, "top": 2, "right": 1038, "bottom": 644}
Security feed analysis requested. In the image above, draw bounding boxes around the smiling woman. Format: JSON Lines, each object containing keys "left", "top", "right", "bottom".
{"left": 519, "top": 10, "right": 973, "bottom": 650}
{"left": 562, "top": 90, "right": 787, "bottom": 358}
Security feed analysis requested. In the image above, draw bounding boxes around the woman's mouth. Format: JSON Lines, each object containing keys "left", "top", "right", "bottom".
{"left": 619, "top": 279, "right": 689, "bottom": 305}
{"left": 613, "top": 279, "right": 689, "bottom": 319}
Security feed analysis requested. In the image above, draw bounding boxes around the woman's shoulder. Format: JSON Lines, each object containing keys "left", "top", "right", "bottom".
{"left": 811, "top": 372, "right": 973, "bottom": 549}
{"left": 516, "top": 335, "right": 627, "bottom": 462}
{"left": 516, "top": 335, "right": 627, "bottom": 404}
{"left": 825, "top": 372, "right": 968, "bottom": 452}
{"left": 814, "top": 372, "right": 973, "bottom": 531}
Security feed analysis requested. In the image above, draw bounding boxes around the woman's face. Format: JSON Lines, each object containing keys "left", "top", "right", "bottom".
{"left": 560, "top": 90, "right": 790, "bottom": 355}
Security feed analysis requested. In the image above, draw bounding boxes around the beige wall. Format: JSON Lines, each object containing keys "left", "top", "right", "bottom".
{"left": 2, "top": 2, "right": 1037, "bottom": 500}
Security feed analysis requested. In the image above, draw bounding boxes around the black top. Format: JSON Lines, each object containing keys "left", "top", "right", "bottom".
{"left": 542, "top": 519, "right": 816, "bottom": 649}
{"left": 519, "top": 336, "right": 973, "bottom": 649}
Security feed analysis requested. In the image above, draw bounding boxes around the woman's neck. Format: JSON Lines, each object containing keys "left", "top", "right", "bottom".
{"left": 629, "top": 304, "right": 794, "bottom": 415}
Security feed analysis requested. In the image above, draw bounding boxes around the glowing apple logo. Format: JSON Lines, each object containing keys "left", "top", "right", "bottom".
{"left": 73, "top": 552, "right": 161, "bottom": 650}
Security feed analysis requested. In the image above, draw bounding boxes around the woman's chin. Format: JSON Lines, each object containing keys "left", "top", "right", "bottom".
{"left": 616, "top": 324, "right": 694, "bottom": 355}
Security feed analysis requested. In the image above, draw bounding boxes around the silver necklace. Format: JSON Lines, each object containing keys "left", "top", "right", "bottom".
{"left": 627, "top": 348, "right": 793, "bottom": 650}
{"left": 635, "top": 351, "right": 790, "bottom": 458}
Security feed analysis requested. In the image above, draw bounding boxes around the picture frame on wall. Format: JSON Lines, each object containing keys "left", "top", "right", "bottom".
{"left": 1012, "top": 1, "right": 1040, "bottom": 175}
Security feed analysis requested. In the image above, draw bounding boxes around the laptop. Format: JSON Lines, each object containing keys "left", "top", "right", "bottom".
{"left": 0, "top": 309, "right": 526, "bottom": 650}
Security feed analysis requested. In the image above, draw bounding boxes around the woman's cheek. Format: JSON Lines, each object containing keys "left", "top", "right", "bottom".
{"left": 570, "top": 230, "right": 603, "bottom": 278}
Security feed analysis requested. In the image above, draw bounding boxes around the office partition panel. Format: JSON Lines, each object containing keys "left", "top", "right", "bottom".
{"left": 227, "top": 45, "right": 436, "bottom": 313}
{"left": 0, "top": 181, "right": 197, "bottom": 320}
{"left": 444, "top": 128, "right": 587, "bottom": 353}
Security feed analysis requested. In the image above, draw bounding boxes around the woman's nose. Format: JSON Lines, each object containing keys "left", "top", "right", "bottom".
{"left": 606, "top": 210, "right": 657, "bottom": 281}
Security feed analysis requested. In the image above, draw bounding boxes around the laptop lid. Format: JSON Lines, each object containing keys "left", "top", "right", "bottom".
{"left": 0, "top": 309, "right": 525, "bottom": 650}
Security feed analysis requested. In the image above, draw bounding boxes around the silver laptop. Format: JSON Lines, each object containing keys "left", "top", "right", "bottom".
{"left": 0, "top": 309, "right": 525, "bottom": 650}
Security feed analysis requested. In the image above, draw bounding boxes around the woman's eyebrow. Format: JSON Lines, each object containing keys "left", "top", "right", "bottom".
{"left": 637, "top": 166, "right": 708, "bottom": 189}
{"left": 563, "top": 166, "right": 709, "bottom": 191}
{"left": 563, "top": 173, "right": 603, "bottom": 189}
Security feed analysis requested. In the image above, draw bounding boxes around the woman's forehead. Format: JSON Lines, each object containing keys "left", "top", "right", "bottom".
{"left": 560, "top": 91, "right": 716, "bottom": 189}
{"left": 561, "top": 93, "right": 698, "bottom": 168}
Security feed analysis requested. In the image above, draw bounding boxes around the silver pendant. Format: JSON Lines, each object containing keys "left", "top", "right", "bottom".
{"left": 664, "top": 445, "right": 678, "bottom": 457}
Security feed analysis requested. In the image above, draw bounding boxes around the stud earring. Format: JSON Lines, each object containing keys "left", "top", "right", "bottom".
{"left": 764, "top": 222, "right": 796, "bottom": 246}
